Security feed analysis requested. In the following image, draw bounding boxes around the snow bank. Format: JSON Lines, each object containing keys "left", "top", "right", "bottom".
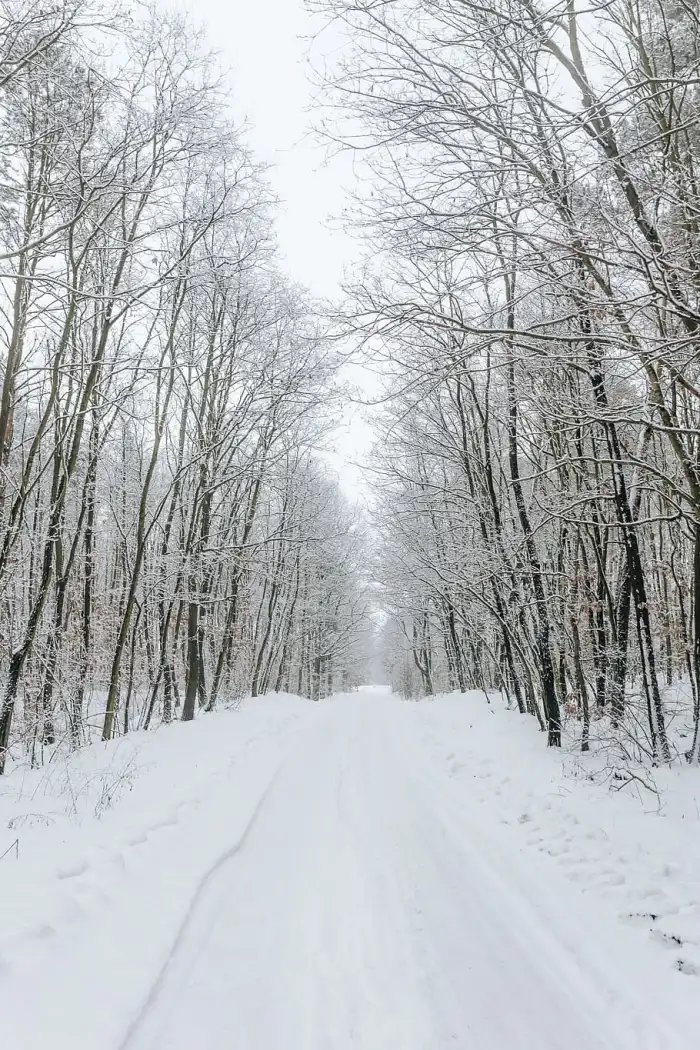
{"left": 409, "top": 690, "right": 700, "bottom": 978}
{"left": 0, "top": 693, "right": 319, "bottom": 1048}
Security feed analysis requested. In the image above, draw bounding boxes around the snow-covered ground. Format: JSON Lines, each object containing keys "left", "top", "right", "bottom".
{"left": 415, "top": 690, "right": 700, "bottom": 980}
{"left": 1, "top": 688, "right": 699, "bottom": 1048}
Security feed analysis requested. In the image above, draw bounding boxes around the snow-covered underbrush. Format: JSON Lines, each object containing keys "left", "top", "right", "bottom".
{"left": 411, "top": 689, "right": 700, "bottom": 979}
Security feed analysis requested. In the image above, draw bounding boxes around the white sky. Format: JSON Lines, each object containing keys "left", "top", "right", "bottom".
{"left": 176, "top": 0, "right": 357, "bottom": 297}
{"left": 175, "top": 0, "right": 371, "bottom": 498}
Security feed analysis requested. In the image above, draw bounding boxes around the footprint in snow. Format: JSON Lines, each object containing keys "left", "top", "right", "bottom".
{"left": 108, "top": 848, "right": 127, "bottom": 870}
{"left": 651, "top": 929, "right": 683, "bottom": 950}
{"left": 620, "top": 912, "right": 659, "bottom": 929}
{"left": 638, "top": 889, "right": 679, "bottom": 913}
{"left": 596, "top": 871, "right": 626, "bottom": 886}
{"left": 57, "top": 860, "right": 89, "bottom": 880}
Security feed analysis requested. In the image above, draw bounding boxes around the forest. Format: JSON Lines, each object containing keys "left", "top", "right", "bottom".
{"left": 312, "top": 0, "right": 700, "bottom": 764}
{"left": 2, "top": 0, "right": 700, "bottom": 774}
{"left": 3, "top": 4, "right": 700, "bottom": 1045}
{"left": 0, "top": 0, "right": 369, "bottom": 773}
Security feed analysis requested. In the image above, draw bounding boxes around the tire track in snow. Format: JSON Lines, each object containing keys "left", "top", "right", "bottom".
{"left": 116, "top": 694, "right": 700, "bottom": 1050}
{"left": 118, "top": 760, "right": 287, "bottom": 1050}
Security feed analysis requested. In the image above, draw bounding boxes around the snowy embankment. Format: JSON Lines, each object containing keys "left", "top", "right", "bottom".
{"left": 415, "top": 691, "right": 700, "bottom": 978}
{"left": 1, "top": 688, "right": 700, "bottom": 1049}
{"left": 0, "top": 694, "right": 318, "bottom": 1048}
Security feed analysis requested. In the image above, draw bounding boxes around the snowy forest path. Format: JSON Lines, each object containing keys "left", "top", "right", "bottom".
{"left": 120, "top": 691, "right": 695, "bottom": 1050}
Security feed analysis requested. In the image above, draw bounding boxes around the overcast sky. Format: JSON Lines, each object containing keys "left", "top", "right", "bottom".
{"left": 174, "top": 0, "right": 371, "bottom": 497}
{"left": 175, "top": 0, "right": 357, "bottom": 298}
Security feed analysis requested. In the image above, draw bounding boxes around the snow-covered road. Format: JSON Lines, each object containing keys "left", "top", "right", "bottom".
{"left": 118, "top": 691, "right": 697, "bottom": 1050}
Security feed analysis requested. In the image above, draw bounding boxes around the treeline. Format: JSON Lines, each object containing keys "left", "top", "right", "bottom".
{"left": 0, "top": 0, "right": 367, "bottom": 771}
{"left": 312, "top": 0, "right": 700, "bottom": 760}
